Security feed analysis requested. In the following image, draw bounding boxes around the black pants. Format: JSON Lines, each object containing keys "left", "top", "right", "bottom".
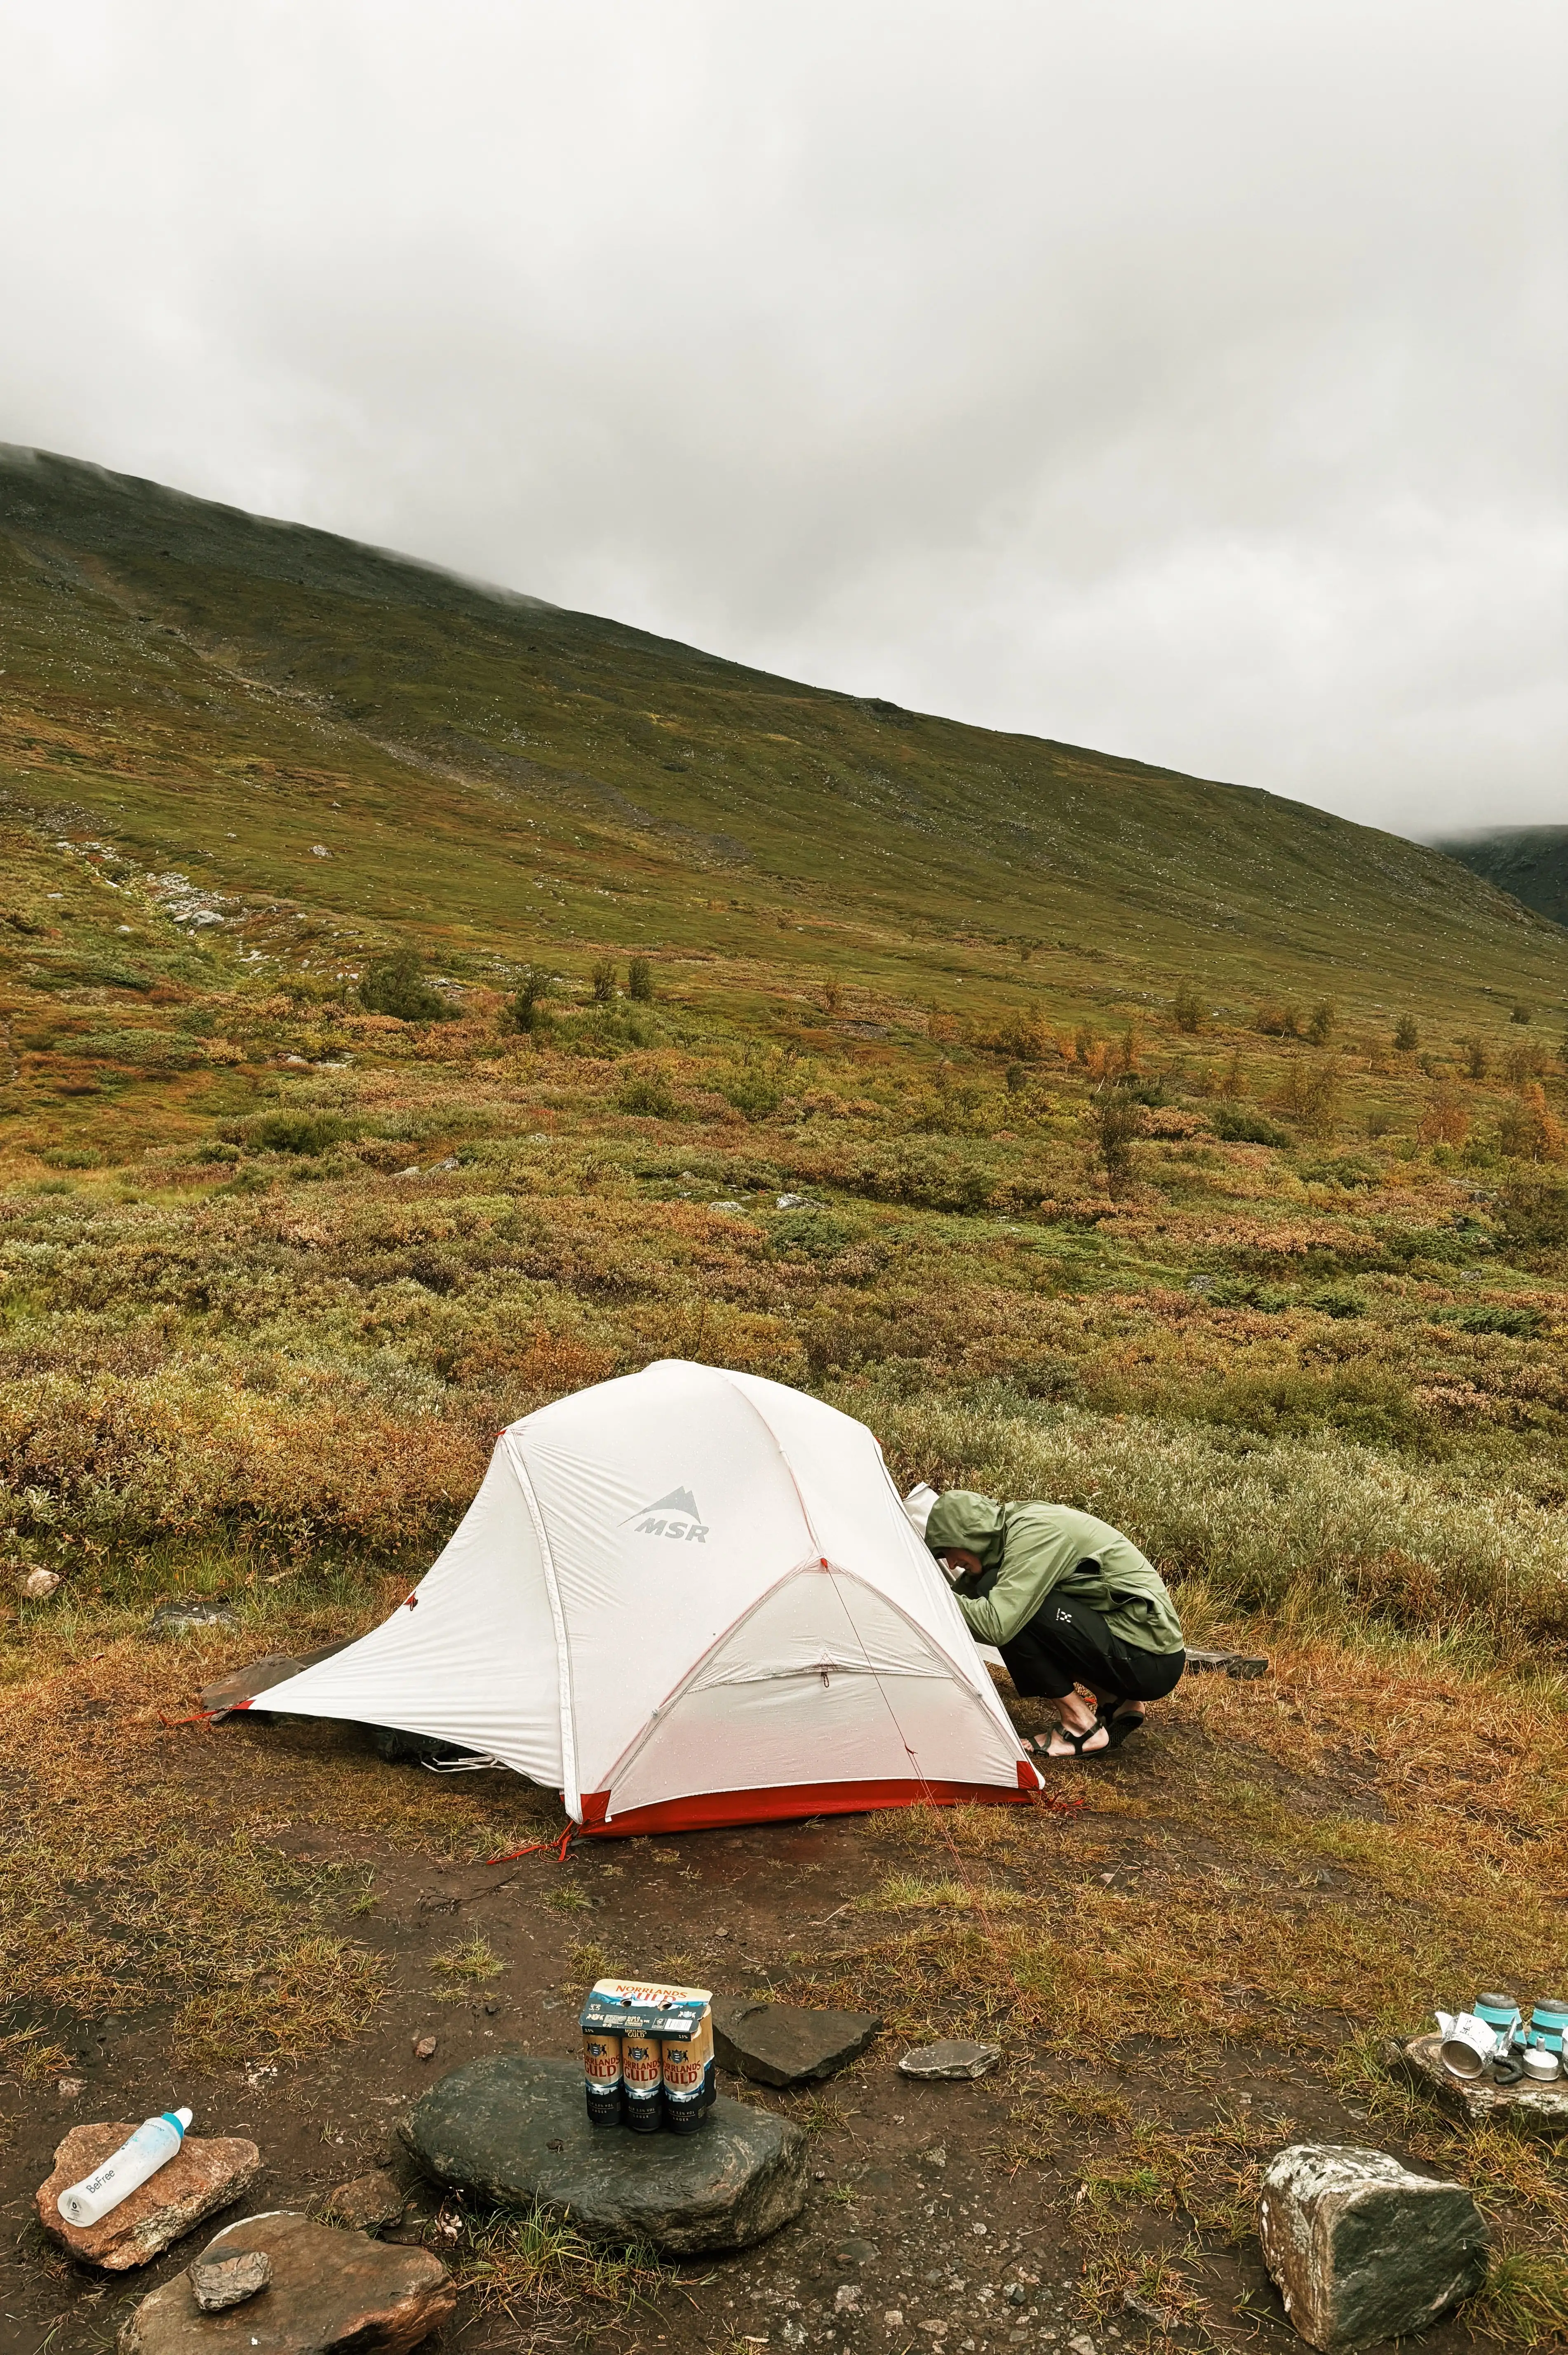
{"left": 999, "top": 1593, "right": 1185, "bottom": 1705}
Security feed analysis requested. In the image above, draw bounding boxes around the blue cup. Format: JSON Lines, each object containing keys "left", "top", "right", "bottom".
{"left": 1528, "top": 1998, "right": 1568, "bottom": 2057}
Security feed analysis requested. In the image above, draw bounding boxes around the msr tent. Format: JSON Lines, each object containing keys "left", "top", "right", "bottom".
{"left": 259, "top": 1359, "right": 1043, "bottom": 1835}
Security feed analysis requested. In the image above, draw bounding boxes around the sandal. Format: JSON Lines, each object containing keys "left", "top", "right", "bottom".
{"left": 1046, "top": 1720, "right": 1110, "bottom": 1758}
{"left": 1096, "top": 1704, "right": 1145, "bottom": 1750}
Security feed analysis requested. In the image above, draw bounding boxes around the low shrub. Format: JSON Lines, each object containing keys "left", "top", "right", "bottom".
{"left": 617, "top": 1071, "right": 678, "bottom": 1119}
{"left": 359, "top": 947, "right": 453, "bottom": 1022}
{"left": 1211, "top": 1104, "right": 1291, "bottom": 1147}
{"left": 1432, "top": 1302, "right": 1545, "bottom": 1338}
{"left": 249, "top": 1111, "right": 348, "bottom": 1156}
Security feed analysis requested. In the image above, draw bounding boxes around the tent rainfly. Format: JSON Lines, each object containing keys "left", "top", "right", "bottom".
{"left": 259, "top": 1360, "right": 1044, "bottom": 1835}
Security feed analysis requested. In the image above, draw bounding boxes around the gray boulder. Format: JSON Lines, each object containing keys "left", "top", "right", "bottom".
{"left": 712, "top": 1996, "right": 880, "bottom": 2086}
{"left": 404, "top": 2052, "right": 806, "bottom": 2254}
{"left": 1258, "top": 2143, "right": 1488, "bottom": 2351}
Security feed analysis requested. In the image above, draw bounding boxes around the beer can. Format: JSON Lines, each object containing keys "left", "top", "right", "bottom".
{"left": 661, "top": 2006, "right": 715, "bottom": 2135}
{"left": 583, "top": 2028, "right": 624, "bottom": 2127}
{"left": 621, "top": 2028, "right": 665, "bottom": 2134}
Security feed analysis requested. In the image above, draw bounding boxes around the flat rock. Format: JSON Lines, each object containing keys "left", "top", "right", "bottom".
{"left": 1387, "top": 2031, "right": 1568, "bottom": 2139}
{"left": 898, "top": 2040, "right": 1002, "bottom": 2081}
{"left": 37, "top": 2123, "right": 262, "bottom": 2271}
{"left": 404, "top": 2052, "right": 807, "bottom": 2254}
{"left": 712, "top": 1996, "right": 880, "bottom": 2087}
{"left": 323, "top": 2169, "right": 406, "bottom": 2230}
{"left": 190, "top": 2249, "right": 272, "bottom": 2310}
{"left": 1258, "top": 2143, "right": 1488, "bottom": 2352}
{"left": 1185, "top": 1647, "right": 1269, "bottom": 1678}
{"left": 118, "top": 2212, "right": 454, "bottom": 2353}
{"left": 199, "top": 1640, "right": 351, "bottom": 1716}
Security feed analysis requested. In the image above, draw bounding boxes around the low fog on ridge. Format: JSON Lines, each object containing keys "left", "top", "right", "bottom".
{"left": 2, "top": 0, "right": 1563, "bottom": 839}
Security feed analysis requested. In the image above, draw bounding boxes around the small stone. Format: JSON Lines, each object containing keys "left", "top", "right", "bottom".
{"left": 1067, "top": 2337, "right": 1098, "bottom": 2355}
{"left": 413, "top": 2035, "right": 437, "bottom": 2060}
{"left": 917, "top": 2144, "right": 947, "bottom": 2169}
{"left": 884, "top": 2312, "right": 905, "bottom": 2329}
{"left": 1258, "top": 2143, "right": 1488, "bottom": 2352}
{"left": 22, "top": 1568, "right": 61, "bottom": 1600}
{"left": 404, "top": 2052, "right": 807, "bottom": 2255}
{"left": 189, "top": 2249, "right": 272, "bottom": 2311}
{"left": 712, "top": 1997, "right": 881, "bottom": 2087}
{"left": 920, "top": 2322, "right": 949, "bottom": 2338}
{"left": 324, "top": 2169, "right": 405, "bottom": 2230}
{"left": 36, "top": 2123, "right": 261, "bottom": 2271}
{"left": 310, "top": 843, "right": 331, "bottom": 858}
{"left": 57, "top": 2078, "right": 85, "bottom": 2098}
{"left": 147, "top": 1597, "right": 237, "bottom": 1637}
{"left": 835, "top": 2284, "right": 863, "bottom": 2312}
{"left": 118, "top": 2212, "right": 453, "bottom": 2352}
{"left": 198, "top": 1639, "right": 351, "bottom": 1716}
{"left": 898, "top": 2040, "right": 1002, "bottom": 2081}
{"left": 1122, "top": 2290, "right": 1171, "bottom": 2327}
{"left": 1184, "top": 1647, "right": 1269, "bottom": 1678}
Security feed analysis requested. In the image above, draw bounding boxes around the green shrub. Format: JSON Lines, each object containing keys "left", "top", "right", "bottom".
{"left": 1090, "top": 1083, "right": 1141, "bottom": 1192}
{"left": 1305, "top": 999, "right": 1337, "bottom": 1046}
{"left": 250, "top": 1111, "right": 348, "bottom": 1155}
{"left": 627, "top": 957, "right": 655, "bottom": 1003}
{"left": 724, "top": 1072, "right": 783, "bottom": 1119}
{"left": 1510, "top": 1002, "right": 1533, "bottom": 1025}
{"left": 617, "top": 1071, "right": 677, "bottom": 1119}
{"left": 1211, "top": 1104, "right": 1291, "bottom": 1147}
{"left": 1392, "top": 1013, "right": 1418, "bottom": 1052}
{"left": 1171, "top": 980, "right": 1204, "bottom": 1034}
{"left": 1432, "top": 1302, "right": 1545, "bottom": 1338}
{"left": 360, "top": 947, "right": 452, "bottom": 1022}
{"left": 1500, "top": 1179, "right": 1568, "bottom": 1247}
{"left": 1306, "top": 1286, "right": 1365, "bottom": 1318}
{"left": 768, "top": 1210, "right": 854, "bottom": 1261}
{"left": 590, "top": 958, "right": 616, "bottom": 1004}
{"left": 511, "top": 964, "right": 555, "bottom": 1035}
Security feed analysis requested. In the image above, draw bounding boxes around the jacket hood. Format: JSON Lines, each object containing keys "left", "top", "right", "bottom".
{"left": 924, "top": 1489, "right": 1006, "bottom": 1569}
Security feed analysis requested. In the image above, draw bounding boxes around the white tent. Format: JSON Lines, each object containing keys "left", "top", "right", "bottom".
{"left": 259, "top": 1360, "right": 1043, "bottom": 1836}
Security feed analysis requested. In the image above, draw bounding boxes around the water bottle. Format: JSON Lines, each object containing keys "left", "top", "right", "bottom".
{"left": 59, "top": 2108, "right": 192, "bottom": 2226}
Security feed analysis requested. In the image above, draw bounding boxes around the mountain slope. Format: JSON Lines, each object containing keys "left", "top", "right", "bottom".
{"left": 1436, "top": 827, "right": 1568, "bottom": 933}
{"left": 2, "top": 442, "right": 1562, "bottom": 1025}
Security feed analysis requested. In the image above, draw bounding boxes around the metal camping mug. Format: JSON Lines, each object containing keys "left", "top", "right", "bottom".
{"left": 1435, "top": 2011, "right": 1497, "bottom": 2080}
{"left": 1474, "top": 1994, "right": 1521, "bottom": 2050}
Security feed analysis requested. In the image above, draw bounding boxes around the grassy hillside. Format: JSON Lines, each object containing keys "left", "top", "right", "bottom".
{"left": 3, "top": 442, "right": 1563, "bottom": 1025}
{"left": 1438, "top": 826, "right": 1568, "bottom": 932}
{"left": 2, "top": 448, "right": 1568, "bottom": 2352}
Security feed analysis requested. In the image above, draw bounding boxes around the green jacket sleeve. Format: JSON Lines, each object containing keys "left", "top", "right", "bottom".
{"left": 953, "top": 1516, "right": 1083, "bottom": 1647}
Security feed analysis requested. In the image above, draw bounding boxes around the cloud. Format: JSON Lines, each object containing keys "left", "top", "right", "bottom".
{"left": 2, "top": 0, "right": 1563, "bottom": 836}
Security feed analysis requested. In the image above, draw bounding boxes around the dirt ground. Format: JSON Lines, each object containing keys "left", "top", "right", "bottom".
{"left": 5, "top": 1657, "right": 1556, "bottom": 2355}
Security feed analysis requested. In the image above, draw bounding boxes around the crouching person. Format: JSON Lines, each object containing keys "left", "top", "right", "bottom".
{"left": 918, "top": 1489, "right": 1185, "bottom": 1756}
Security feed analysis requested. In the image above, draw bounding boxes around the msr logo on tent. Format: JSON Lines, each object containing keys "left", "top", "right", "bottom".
{"left": 628, "top": 1486, "right": 710, "bottom": 1544}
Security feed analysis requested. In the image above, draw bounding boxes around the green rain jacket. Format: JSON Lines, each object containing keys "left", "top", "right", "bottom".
{"left": 924, "top": 1490, "right": 1184, "bottom": 1657}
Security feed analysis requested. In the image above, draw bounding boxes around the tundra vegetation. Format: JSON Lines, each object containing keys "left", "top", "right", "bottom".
{"left": 0, "top": 450, "right": 1565, "bottom": 2345}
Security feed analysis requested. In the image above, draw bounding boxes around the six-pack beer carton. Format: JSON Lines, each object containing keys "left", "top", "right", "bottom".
{"left": 578, "top": 1978, "right": 715, "bottom": 2133}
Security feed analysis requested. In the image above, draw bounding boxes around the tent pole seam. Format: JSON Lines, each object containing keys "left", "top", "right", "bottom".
{"left": 503, "top": 1432, "right": 581, "bottom": 1824}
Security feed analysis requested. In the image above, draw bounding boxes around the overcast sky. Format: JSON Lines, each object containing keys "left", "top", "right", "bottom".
{"left": 3, "top": 1, "right": 1564, "bottom": 839}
